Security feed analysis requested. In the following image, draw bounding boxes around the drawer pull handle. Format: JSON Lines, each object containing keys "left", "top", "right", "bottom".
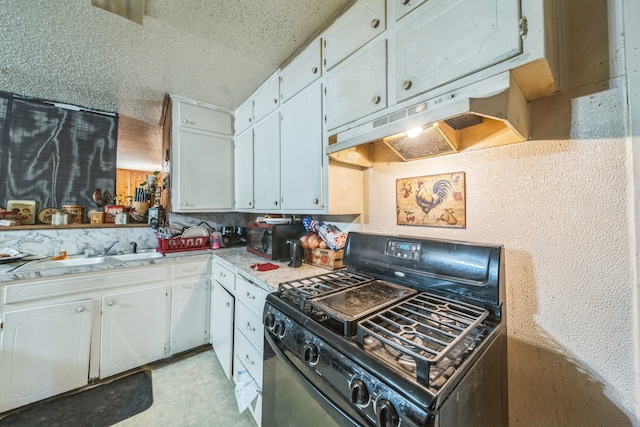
{"left": 402, "top": 0, "right": 410, "bottom": 5}
{"left": 246, "top": 322, "right": 256, "bottom": 332}
{"left": 402, "top": 80, "right": 413, "bottom": 90}
{"left": 246, "top": 292, "right": 256, "bottom": 300}
{"left": 226, "top": 302, "right": 231, "bottom": 307}
{"left": 219, "top": 272, "right": 226, "bottom": 277}
{"left": 371, "top": 95, "right": 381, "bottom": 105}
{"left": 183, "top": 119, "right": 195, "bottom": 125}
{"left": 106, "top": 300, "right": 115, "bottom": 307}
{"left": 245, "top": 355, "right": 255, "bottom": 365}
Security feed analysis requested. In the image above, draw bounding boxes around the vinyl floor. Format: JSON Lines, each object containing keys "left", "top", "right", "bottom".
{"left": 110, "top": 349, "right": 255, "bottom": 427}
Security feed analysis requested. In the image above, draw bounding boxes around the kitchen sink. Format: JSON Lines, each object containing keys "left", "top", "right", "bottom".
{"left": 106, "top": 251, "right": 164, "bottom": 262}
{"left": 15, "top": 256, "right": 107, "bottom": 271}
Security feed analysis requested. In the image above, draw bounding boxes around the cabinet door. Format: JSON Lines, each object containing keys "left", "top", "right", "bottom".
{"left": 235, "top": 129, "right": 254, "bottom": 210}
{"left": 253, "top": 111, "right": 281, "bottom": 210}
{"left": 395, "top": 0, "right": 521, "bottom": 102}
{"left": 100, "top": 286, "right": 168, "bottom": 378}
{"left": 253, "top": 75, "right": 280, "bottom": 124}
{"left": 0, "top": 299, "right": 92, "bottom": 413}
{"left": 281, "top": 83, "right": 323, "bottom": 210}
{"left": 325, "top": 40, "right": 388, "bottom": 130}
{"left": 212, "top": 281, "right": 234, "bottom": 381}
{"left": 177, "top": 102, "right": 233, "bottom": 135}
{"left": 170, "top": 277, "right": 210, "bottom": 356}
{"left": 235, "top": 100, "right": 254, "bottom": 135}
{"left": 173, "top": 129, "right": 234, "bottom": 211}
{"left": 281, "top": 39, "right": 322, "bottom": 103}
{"left": 323, "top": 0, "right": 386, "bottom": 70}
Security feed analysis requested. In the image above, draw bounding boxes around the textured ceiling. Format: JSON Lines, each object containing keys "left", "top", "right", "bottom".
{"left": 0, "top": 0, "right": 353, "bottom": 126}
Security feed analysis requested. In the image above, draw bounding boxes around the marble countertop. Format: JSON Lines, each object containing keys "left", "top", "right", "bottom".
{"left": 0, "top": 246, "right": 338, "bottom": 289}
{"left": 0, "top": 250, "right": 213, "bottom": 283}
{"left": 212, "top": 247, "right": 332, "bottom": 292}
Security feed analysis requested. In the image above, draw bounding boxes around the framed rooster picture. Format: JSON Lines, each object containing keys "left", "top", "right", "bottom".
{"left": 396, "top": 172, "right": 466, "bottom": 228}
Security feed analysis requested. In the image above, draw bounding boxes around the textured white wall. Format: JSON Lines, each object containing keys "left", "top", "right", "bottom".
{"left": 361, "top": 75, "right": 637, "bottom": 424}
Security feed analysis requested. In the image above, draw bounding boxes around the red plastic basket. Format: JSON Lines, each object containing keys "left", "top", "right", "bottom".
{"left": 156, "top": 235, "right": 210, "bottom": 253}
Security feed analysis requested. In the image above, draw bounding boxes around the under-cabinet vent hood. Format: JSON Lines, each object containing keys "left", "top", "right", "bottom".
{"left": 327, "top": 72, "right": 529, "bottom": 167}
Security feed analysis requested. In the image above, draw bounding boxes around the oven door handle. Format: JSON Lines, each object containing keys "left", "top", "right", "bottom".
{"left": 264, "top": 331, "right": 368, "bottom": 427}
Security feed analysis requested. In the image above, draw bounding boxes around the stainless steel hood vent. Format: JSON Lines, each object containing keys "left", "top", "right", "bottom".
{"left": 327, "top": 72, "right": 529, "bottom": 166}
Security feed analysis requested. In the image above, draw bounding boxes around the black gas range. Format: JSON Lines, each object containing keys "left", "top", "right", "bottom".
{"left": 262, "top": 232, "right": 508, "bottom": 427}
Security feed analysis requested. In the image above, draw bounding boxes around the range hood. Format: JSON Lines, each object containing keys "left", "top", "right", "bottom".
{"left": 327, "top": 72, "right": 529, "bottom": 167}
{"left": 91, "top": 0, "right": 145, "bottom": 25}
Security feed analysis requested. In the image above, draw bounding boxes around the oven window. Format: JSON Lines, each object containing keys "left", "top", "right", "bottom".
{"left": 263, "top": 339, "right": 358, "bottom": 427}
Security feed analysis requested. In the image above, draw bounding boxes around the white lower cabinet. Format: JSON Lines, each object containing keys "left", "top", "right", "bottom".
{"left": 0, "top": 299, "right": 93, "bottom": 412}
{"left": 100, "top": 285, "right": 169, "bottom": 379}
{"left": 170, "top": 260, "right": 211, "bottom": 356}
{"left": 211, "top": 280, "right": 235, "bottom": 380}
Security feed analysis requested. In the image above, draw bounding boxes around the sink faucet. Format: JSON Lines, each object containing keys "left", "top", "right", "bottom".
{"left": 103, "top": 240, "right": 119, "bottom": 255}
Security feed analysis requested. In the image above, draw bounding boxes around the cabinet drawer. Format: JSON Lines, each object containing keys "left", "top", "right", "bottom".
{"left": 323, "top": 0, "right": 386, "bottom": 70}
{"left": 236, "top": 275, "right": 269, "bottom": 316}
{"left": 177, "top": 102, "right": 233, "bottom": 135}
{"left": 236, "top": 300, "right": 264, "bottom": 351}
{"left": 214, "top": 262, "right": 235, "bottom": 292}
{"left": 281, "top": 39, "right": 322, "bottom": 103}
{"left": 172, "top": 260, "right": 209, "bottom": 279}
{"left": 235, "top": 331, "right": 263, "bottom": 389}
{"left": 253, "top": 75, "right": 280, "bottom": 123}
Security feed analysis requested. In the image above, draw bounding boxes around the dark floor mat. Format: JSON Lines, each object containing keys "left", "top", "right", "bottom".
{"left": 0, "top": 370, "right": 153, "bottom": 427}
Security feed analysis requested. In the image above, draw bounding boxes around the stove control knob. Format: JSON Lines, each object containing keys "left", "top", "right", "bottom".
{"left": 350, "top": 379, "right": 369, "bottom": 405}
{"left": 303, "top": 343, "right": 319, "bottom": 364}
{"left": 273, "top": 320, "right": 286, "bottom": 337}
{"left": 264, "top": 313, "right": 276, "bottom": 328}
{"left": 377, "top": 400, "right": 399, "bottom": 427}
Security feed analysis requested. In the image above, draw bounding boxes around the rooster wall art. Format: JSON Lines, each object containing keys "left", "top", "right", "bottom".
{"left": 396, "top": 172, "right": 466, "bottom": 228}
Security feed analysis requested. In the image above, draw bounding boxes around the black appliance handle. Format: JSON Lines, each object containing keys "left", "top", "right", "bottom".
{"left": 264, "top": 330, "right": 368, "bottom": 427}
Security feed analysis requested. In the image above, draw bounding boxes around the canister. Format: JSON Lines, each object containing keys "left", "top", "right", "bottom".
{"left": 62, "top": 205, "right": 83, "bottom": 223}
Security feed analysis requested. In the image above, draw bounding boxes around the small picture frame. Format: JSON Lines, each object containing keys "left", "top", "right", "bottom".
{"left": 7, "top": 200, "right": 38, "bottom": 225}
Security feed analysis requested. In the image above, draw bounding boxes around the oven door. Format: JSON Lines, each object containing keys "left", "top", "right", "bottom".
{"left": 263, "top": 331, "right": 368, "bottom": 427}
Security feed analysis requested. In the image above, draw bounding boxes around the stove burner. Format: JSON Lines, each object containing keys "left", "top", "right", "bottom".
{"left": 357, "top": 292, "right": 489, "bottom": 388}
{"left": 278, "top": 271, "right": 374, "bottom": 311}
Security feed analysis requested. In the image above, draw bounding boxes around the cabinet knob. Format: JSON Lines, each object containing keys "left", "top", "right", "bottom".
{"left": 402, "top": 80, "right": 413, "bottom": 90}
{"left": 75, "top": 307, "right": 84, "bottom": 313}
{"left": 371, "top": 95, "right": 381, "bottom": 105}
{"left": 313, "top": 198, "right": 319, "bottom": 205}
{"left": 225, "top": 302, "right": 230, "bottom": 307}
{"left": 370, "top": 18, "right": 380, "bottom": 29}
{"left": 106, "top": 300, "right": 115, "bottom": 307}
{"left": 245, "top": 355, "right": 255, "bottom": 366}
{"left": 273, "top": 98, "right": 278, "bottom": 104}
{"left": 183, "top": 118, "right": 195, "bottom": 125}
{"left": 246, "top": 322, "right": 256, "bottom": 332}
{"left": 245, "top": 292, "right": 256, "bottom": 300}
{"left": 401, "top": 0, "right": 410, "bottom": 5}
{"left": 311, "top": 66, "right": 318, "bottom": 74}
{"left": 249, "top": 202, "right": 252, "bottom": 206}
{"left": 274, "top": 201, "right": 278, "bottom": 206}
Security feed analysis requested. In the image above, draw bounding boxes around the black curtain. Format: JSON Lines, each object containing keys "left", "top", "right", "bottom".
{"left": 0, "top": 92, "right": 117, "bottom": 209}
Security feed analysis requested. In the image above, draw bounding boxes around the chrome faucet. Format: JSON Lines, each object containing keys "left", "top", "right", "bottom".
{"left": 103, "top": 240, "right": 120, "bottom": 255}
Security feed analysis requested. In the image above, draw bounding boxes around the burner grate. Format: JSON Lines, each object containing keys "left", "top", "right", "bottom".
{"left": 357, "top": 293, "right": 488, "bottom": 387}
{"left": 278, "top": 271, "right": 374, "bottom": 311}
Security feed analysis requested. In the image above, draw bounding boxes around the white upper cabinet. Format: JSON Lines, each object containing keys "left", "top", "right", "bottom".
{"left": 325, "top": 40, "right": 388, "bottom": 131}
{"left": 281, "top": 83, "right": 323, "bottom": 211}
{"left": 253, "top": 75, "right": 280, "bottom": 124}
{"left": 323, "top": 0, "right": 386, "bottom": 71}
{"left": 281, "top": 39, "right": 322, "bottom": 103}
{"left": 394, "top": 0, "right": 427, "bottom": 21}
{"left": 395, "top": 0, "right": 521, "bottom": 103}
{"left": 235, "top": 100, "right": 253, "bottom": 135}
{"left": 177, "top": 102, "right": 233, "bottom": 135}
{"left": 253, "top": 110, "right": 281, "bottom": 210}
{"left": 173, "top": 129, "right": 234, "bottom": 211}
{"left": 234, "top": 129, "right": 254, "bottom": 210}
